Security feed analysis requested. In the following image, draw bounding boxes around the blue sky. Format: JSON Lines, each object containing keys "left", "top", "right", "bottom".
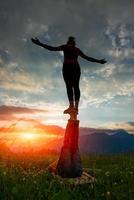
{"left": 0, "top": 0, "right": 134, "bottom": 133}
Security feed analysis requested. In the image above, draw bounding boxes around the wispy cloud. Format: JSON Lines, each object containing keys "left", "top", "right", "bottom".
{"left": 0, "top": 105, "right": 47, "bottom": 115}
{"left": 0, "top": 0, "right": 134, "bottom": 127}
{"left": 100, "top": 121, "right": 134, "bottom": 134}
{"left": 105, "top": 22, "right": 134, "bottom": 59}
{"left": 0, "top": 105, "right": 47, "bottom": 125}
{"left": 0, "top": 61, "right": 44, "bottom": 93}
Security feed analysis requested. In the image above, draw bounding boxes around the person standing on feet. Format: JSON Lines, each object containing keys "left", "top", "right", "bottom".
{"left": 31, "top": 36, "right": 107, "bottom": 114}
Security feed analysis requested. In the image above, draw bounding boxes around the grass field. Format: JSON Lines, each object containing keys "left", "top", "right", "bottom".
{"left": 0, "top": 153, "right": 134, "bottom": 200}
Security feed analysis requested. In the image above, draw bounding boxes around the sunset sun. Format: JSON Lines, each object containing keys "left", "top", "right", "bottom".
{"left": 21, "top": 133, "right": 38, "bottom": 141}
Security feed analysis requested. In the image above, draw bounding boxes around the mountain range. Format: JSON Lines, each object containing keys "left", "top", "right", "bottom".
{"left": 46, "top": 128, "right": 134, "bottom": 154}
{"left": 1, "top": 127, "right": 134, "bottom": 155}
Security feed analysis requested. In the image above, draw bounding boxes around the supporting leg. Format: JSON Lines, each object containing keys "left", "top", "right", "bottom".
{"left": 75, "top": 100, "right": 79, "bottom": 114}
{"left": 56, "top": 119, "right": 82, "bottom": 178}
{"left": 73, "top": 84, "right": 80, "bottom": 114}
{"left": 64, "top": 81, "right": 75, "bottom": 114}
{"left": 69, "top": 100, "right": 74, "bottom": 108}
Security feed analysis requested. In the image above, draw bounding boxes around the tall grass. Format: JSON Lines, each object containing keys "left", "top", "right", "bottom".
{"left": 0, "top": 153, "right": 134, "bottom": 200}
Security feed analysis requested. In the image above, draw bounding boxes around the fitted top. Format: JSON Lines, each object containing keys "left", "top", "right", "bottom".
{"left": 41, "top": 42, "right": 97, "bottom": 64}
{"left": 61, "top": 44, "right": 80, "bottom": 64}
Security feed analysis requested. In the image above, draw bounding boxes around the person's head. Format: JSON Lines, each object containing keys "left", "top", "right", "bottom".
{"left": 67, "top": 36, "right": 76, "bottom": 46}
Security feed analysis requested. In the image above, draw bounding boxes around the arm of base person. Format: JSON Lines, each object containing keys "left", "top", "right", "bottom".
{"left": 31, "top": 37, "right": 63, "bottom": 51}
{"left": 79, "top": 50, "right": 107, "bottom": 64}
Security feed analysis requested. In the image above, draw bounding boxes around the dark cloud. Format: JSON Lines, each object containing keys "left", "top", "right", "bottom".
{"left": 1, "top": 0, "right": 133, "bottom": 55}
{"left": 0, "top": 0, "right": 133, "bottom": 69}
{"left": 0, "top": 0, "right": 134, "bottom": 127}
{"left": 0, "top": 115, "right": 64, "bottom": 136}
{"left": 0, "top": 105, "right": 47, "bottom": 115}
{"left": 127, "top": 122, "right": 134, "bottom": 126}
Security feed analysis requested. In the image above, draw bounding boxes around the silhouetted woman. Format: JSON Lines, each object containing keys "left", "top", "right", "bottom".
{"left": 31, "top": 36, "right": 106, "bottom": 114}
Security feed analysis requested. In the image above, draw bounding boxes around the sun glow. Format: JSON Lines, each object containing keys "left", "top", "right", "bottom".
{"left": 0, "top": 122, "right": 63, "bottom": 152}
{"left": 21, "top": 133, "right": 38, "bottom": 141}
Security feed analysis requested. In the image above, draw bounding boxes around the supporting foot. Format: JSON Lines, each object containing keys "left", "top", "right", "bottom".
{"left": 63, "top": 107, "right": 78, "bottom": 120}
{"left": 64, "top": 107, "right": 74, "bottom": 114}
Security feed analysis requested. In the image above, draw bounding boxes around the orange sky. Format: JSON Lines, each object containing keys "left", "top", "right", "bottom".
{"left": 0, "top": 105, "right": 133, "bottom": 152}
{"left": 0, "top": 108, "right": 64, "bottom": 152}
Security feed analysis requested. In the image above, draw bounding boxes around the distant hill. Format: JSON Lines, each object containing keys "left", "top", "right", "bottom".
{"left": 46, "top": 129, "right": 134, "bottom": 154}
{"left": 79, "top": 129, "right": 134, "bottom": 154}
{"left": 1, "top": 127, "right": 134, "bottom": 155}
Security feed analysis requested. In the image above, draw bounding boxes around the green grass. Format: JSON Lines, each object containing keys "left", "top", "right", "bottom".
{"left": 0, "top": 153, "right": 134, "bottom": 200}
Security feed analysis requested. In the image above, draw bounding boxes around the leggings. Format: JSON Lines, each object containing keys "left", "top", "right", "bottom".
{"left": 62, "top": 63, "right": 81, "bottom": 102}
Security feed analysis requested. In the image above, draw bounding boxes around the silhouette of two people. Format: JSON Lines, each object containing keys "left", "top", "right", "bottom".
{"left": 31, "top": 36, "right": 106, "bottom": 116}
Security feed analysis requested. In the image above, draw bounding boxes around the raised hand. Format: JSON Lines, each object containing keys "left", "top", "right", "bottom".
{"left": 31, "top": 37, "right": 40, "bottom": 45}
{"left": 99, "top": 59, "right": 107, "bottom": 64}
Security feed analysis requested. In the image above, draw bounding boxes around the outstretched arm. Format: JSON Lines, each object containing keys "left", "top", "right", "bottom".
{"left": 79, "top": 50, "right": 107, "bottom": 64}
{"left": 31, "top": 37, "right": 63, "bottom": 51}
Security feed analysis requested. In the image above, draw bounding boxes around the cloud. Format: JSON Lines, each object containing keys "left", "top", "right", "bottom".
{"left": 105, "top": 22, "right": 134, "bottom": 60}
{"left": 0, "top": 60, "right": 44, "bottom": 93}
{"left": 26, "top": 19, "right": 48, "bottom": 36}
{"left": 0, "top": 57, "right": 4, "bottom": 65}
{"left": 0, "top": 56, "right": 64, "bottom": 96}
{"left": 0, "top": 105, "right": 47, "bottom": 124}
{"left": 0, "top": 105, "right": 47, "bottom": 115}
{"left": 80, "top": 121, "right": 134, "bottom": 134}
{"left": 101, "top": 121, "right": 134, "bottom": 134}
{"left": 0, "top": 0, "right": 134, "bottom": 127}
{"left": 0, "top": 113, "right": 64, "bottom": 137}
{"left": 0, "top": 0, "right": 134, "bottom": 57}
{"left": 80, "top": 73, "right": 134, "bottom": 109}
{"left": 92, "top": 63, "right": 116, "bottom": 79}
{"left": 0, "top": 100, "right": 67, "bottom": 128}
